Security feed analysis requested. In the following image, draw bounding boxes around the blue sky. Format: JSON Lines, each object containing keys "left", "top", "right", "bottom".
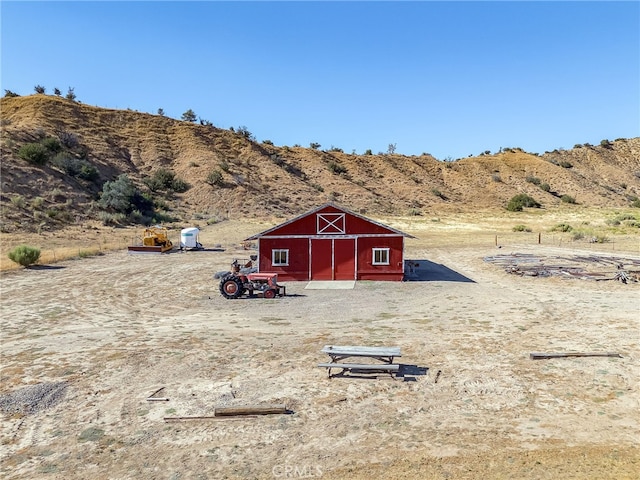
{"left": 2, "top": 1, "right": 639, "bottom": 159}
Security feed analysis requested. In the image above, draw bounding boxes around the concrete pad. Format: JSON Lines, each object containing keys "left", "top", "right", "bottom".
{"left": 305, "top": 281, "right": 356, "bottom": 290}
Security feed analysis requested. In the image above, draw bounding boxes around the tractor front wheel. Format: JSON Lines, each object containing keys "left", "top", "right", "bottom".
{"left": 263, "top": 289, "right": 276, "bottom": 299}
{"left": 220, "top": 276, "right": 244, "bottom": 299}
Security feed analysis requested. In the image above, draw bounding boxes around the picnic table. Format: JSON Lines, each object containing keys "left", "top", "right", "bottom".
{"left": 318, "top": 345, "right": 402, "bottom": 378}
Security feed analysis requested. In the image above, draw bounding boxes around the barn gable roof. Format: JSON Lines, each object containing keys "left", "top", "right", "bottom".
{"left": 245, "top": 203, "right": 415, "bottom": 240}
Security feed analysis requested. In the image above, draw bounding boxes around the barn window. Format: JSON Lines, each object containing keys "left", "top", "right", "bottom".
{"left": 272, "top": 249, "right": 289, "bottom": 266}
{"left": 372, "top": 248, "right": 390, "bottom": 265}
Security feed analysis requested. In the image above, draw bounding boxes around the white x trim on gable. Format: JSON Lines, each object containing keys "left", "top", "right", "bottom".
{"left": 317, "top": 213, "right": 345, "bottom": 234}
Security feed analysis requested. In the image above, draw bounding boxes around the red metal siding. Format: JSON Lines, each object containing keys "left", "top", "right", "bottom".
{"left": 356, "top": 236, "right": 404, "bottom": 281}
{"left": 310, "top": 239, "right": 332, "bottom": 280}
{"left": 263, "top": 205, "right": 399, "bottom": 237}
{"left": 259, "top": 238, "right": 309, "bottom": 281}
{"left": 334, "top": 238, "right": 356, "bottom": 280}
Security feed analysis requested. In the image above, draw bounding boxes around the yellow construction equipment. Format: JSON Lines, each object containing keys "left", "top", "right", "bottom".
{"left": 128, "top": 226, "right": 173, "bottom": 254}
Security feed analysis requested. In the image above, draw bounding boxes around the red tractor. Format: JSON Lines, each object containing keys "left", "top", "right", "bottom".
{"left": 214, "top": 257, "right": 286, "bottom": 299}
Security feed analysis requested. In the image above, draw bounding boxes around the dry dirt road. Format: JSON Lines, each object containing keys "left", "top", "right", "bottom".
{"left": 1, "top": 231, "right": 639, "bottom": 479}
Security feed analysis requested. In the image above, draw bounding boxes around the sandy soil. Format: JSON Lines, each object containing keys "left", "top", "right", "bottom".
{"left": 1, "top": 224, "right": 639, "bottom": 479}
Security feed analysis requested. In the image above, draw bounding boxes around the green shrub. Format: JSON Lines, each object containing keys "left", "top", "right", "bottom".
{"left": 512, "top": 224, "right": 531, "bottom": 232}
{"left": 431, "top": 188, "right": 446, "bottom": 200}
{"left": 10, "top": 195, "right": 26, "bottom": 208}
{"left": 364, "top": 149, "right": 372, "bottom": 155}
{"left": 143, "top": 168, "right": 189, "bottom": 193}
{"left": 630, "top": 196, "right": 640, "bottom": 208}
{"left": 219, "top": 161, "right": 230, "bottom": 172}
{"left": 600, "top": 139, "right": 612, "bottom": 148}
{"left": 18, "top": 143, "right": 49, "bottom": 165}
{"left": 41, "top": 137, "right": 62, "bottom": 153}
{"left": 571, "top": 231, "right": 585, "bottom": 241}
{"left": 539, "top": 183, "right": 551, "bottom": 192}
{"left": 560, "top": 194, "right": 576, "bottom": 204}
{"left": 328, "top": 161, "right": 347, "bottom": 174}
{"left": 206, "top": 170, "right": 224, "bottom": 186}
{"left": 99, "top": 174, "right": 137, "bottom": 213}
{"left": 262, "top": 139, "right": 273, "bottom": 145}
{"left": 525, "top": 175, "right": 541, "bottom": 185}
{"left": 559, "top": 161, "right": 573, "bottom": 168}
{"left": 8, "top": 245, "right": 41, "bottom": 267}
{"left": 551, "top": 223, "right": 573, "bottom": 232}
{"left": 507, "top": 194, "right": 541, "bottom": 212}
{"left": 51, "top": 154, "right": 99, "bottom": 181}
{"left": 98, "top": 211, "right": 126, "bottom": 226}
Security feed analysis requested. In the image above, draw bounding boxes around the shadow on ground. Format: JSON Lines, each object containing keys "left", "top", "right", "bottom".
{"left": 404, "top": 259, "right": 475, "bottom": 283}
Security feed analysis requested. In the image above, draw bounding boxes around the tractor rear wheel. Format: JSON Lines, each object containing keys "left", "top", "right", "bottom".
{"left": 220, "top": 275, "right": 244, "bottom": 299}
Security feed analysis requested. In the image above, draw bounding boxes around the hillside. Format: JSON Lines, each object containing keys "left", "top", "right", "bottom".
{"left": 1, "top": 94, "right": 639, "bottom": 233}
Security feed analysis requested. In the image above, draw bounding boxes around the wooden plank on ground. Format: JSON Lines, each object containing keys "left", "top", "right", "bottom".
{"left": 530, "top": 352, "right": 622, "bottom": 360}
{"left": 214, "top": 404, "right": 288, "bottom": 417}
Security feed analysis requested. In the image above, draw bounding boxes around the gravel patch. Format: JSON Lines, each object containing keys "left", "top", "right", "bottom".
{"left": 0, "top": 382, "right": 68, "bottom": 415}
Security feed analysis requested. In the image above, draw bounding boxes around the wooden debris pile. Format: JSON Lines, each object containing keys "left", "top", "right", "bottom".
{"left": 483, "top": 253, "right": 640, "bottom": 283}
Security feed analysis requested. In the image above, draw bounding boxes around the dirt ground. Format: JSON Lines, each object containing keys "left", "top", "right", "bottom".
{"left": 1, "top": 221, "right": 639, "bottom": 479}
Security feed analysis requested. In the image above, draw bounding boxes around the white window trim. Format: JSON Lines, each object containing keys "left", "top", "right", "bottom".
{"left": 272, "top": 249, "right": 289, "bottom": 266}
{"left": 372, "top": 248, "right": 390, "bottom": 265}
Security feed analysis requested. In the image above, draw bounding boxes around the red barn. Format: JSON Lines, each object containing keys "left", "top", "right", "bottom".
{"left": 245, "top": 204, "right": 414, "bottom": 281}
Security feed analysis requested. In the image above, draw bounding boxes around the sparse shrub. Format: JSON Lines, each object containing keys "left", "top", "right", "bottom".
{"left": 34, "top": 85, "right": 46, "bottom": 94}
{"left": 551, "top": 223, "right": 573, "bottom": 232}
{"left": 18, "top": 143, "right": 49, "bottom": 165}
{"left": 431, "top": 188, "right": 446, "bottom": 200}
{"left": 4, "top": 89, "right": 19, "bottom": 97}
{"left": 262, "top": 139, "right": 273, "bottom": 145}
{"left": 526, "top": 175, "right": 541, "bottom": 185}
{"left": 507, "top": 193, "right": 541, "bottom": 212}
{"left": 491, "top": 174, "right": 502, "bottom": 183}
{"left": 559, "top": 161, "right": 573, "bottom": 168}
{"left": 53, "top": 87, "right": 61, "bottom": 96}
{"left": 31, "top": 197, "right": 45, "bottom": 209}
{"left": 600, "top": 139, "right": 612, "bottom": 148}
{"left": 630, "top": 196, "right": 640, "bottom": 208}
{"left": 10, "top": 195, "right": 26, "bottom": 208}
{"left": 591, "top": 235, "right": 609, "bottom": 244}
{"left": 574, "top": 144, "right": 583, "bottom": 149}
{"left": 311, "top": 183, "right": 324, "bottom": 192}
{"left": 540, "top": 183, "right": 551, "bottom": 192}
{"left": 206, "top": 170, "right": 224, "bottom": 186}
{"left": 57, "top": 130, "right": 79, "bottom": 148}
{"left": 199, "top": 118, "right": 213, "bottom": 126}
{"left": 41, "top": 137, "right": 62, "bottom": 153}
{"left": 560, "top": 194, "right": 576, "bottom": 204}
{"left": 235, "top": 126, "right": 254, "bottom": 140}
{"left": 181, "top": 109, "right": 197, "bottom": 122}
{"left": 98, "top": 211, "right": 127, "bottom": 226}
{"left": 328, "top": 161, "right": 347, "bottom": 175}
{"left": 143, "top": 168, "right": 189, "bottom": 193}
{"left": 571, "top": 231, "right": 585, "bottom": 241}
{"left": 219, "top": 161, "right": 230, "bottom": 172}
{"left": 329, "top": 146, "right": 343, "bottom": 153}
{"left": 65, "top": 87, "right": 76, "bottom": 101}
{"left": 408, "top": 208, "right": 422, "bottom": 216}
{"left": 364, "top": 149, "right": 372, "bottom": 155}
{"left": 310, "top": 142, "right": 321, "bottom": 150}
{"left": 8, "top": 245, "right": 41, "bottom": 267}
{"left": 512, "top": 225, "right": 532, "bottom": 232}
